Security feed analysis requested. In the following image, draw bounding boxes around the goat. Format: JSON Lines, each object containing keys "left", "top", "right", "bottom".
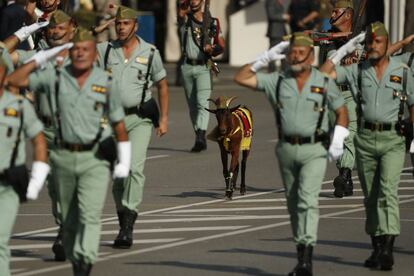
{"left": 206, "top": 96, "right": 253, "bottom": 199}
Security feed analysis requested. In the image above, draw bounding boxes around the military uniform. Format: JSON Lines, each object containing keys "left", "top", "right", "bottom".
{"left": 178, "top": 10, "right": 221, "bottom": 151}
{"left": 318, "top": 0, "right": 359, "bottom": 197}
{"left": 96, "top": 5, "right": 167, "bottom": 248}
{"left": 0, "top": 91, "right": 43, "bottom": 276}
{"left": 335, "top": 22, "right": 414, "bottom": 270}
{"left": 0, "top": 43, "right": 15, "bottom": 73}
{"left": 14, "top": 10, "right": 73, "bottom": 261}
{"left": 27, "top": 43, "right": 125, "bottom": 266}
{"left": 257, "top": 68, "right": 344, "bottom": 246}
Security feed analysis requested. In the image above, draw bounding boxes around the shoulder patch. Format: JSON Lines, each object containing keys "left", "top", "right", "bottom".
{"left": 4, "top": 108, "right": 19, "bottom": 117}
{"left": 92, "top": 85, "right": 107, "bottom": 94}
{"left": 311, "top": 86, "right": 325, "bottom": 94}
{"left": 390, "top": 75, "right": 402, "bottom": 84}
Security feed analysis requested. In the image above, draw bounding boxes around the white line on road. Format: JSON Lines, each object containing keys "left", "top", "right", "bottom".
{"left": 322, "top": 216, "right": 414, "bottom": 222}
{"left": 102, "top": 215, "right": 291, "bottom": 225}
{"left": 146, "top": 154, "right": 169, "bottom": 160}
{"left": 166, "top": 205, "right": 363, "bottom": 213}
{"left": 14, "top": 196, "right": 414, "bottom": 276}
{"left": 227, "top": 195, "right": 414, "bottom": 203}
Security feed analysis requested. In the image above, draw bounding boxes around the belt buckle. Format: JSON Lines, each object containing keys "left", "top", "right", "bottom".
{"left": 371, "top": 122, "right": 382, "bottom": 131}
{"left": 291, "top": 136, "right": 300, "bottom": 144}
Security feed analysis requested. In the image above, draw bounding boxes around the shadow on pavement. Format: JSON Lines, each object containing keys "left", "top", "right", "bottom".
{"left": 124, "top": 261, "right": 281, "bottom": 276}
{"left": 160, "top": 191, "right": 224, "bottom": 199}
{"left": 148, "top": 146, "right": 191, "bottom": 153}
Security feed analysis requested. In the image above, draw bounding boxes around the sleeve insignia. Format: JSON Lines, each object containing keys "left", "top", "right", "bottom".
{"left": 92, "top": 85, "right": 107, "bottom": 94}
{"left": 4, "top": 108, "right": 19, "bottom": 117}
{"left": 136, "top": 57, "right": 148, "bottom": 64}
{"left": 390, "top": 75, "right": 402, "bottom": 84}
{"left": 311, "top": 86, "right": 325, "bottom": 94}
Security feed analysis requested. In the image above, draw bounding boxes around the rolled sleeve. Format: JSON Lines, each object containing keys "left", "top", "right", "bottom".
{"left": 327, "top": 78, "right": 345, "bottom": 111}
{"left": 151, "top": 49, "right": 167, "bottom": 82}
{"left": 23, "top": 99, "right": 44, "bottom": 139}
{"left": 108, "top": 80, "right": 125, "bottom": 123}
{"left": 28, "top": 68, "right": 53, "bottom": 94}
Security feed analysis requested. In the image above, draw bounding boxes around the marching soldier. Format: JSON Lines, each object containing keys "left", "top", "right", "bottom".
{"left": 0, "top": 57, "right": 49, "bottom": 276}
{"left": 6, "top": 10, "right": 75, "bottom": 262}
{"left": 321, "top": 22, "right": 414, "bottom": 271}
{"left": 234, "top": 32, "right": 349, "bottom": 276}
{"left": 7, "top": 28, "right": 131, "bottom": 276}
{"left": 96, "top": 5, "right": 169, "bottom": 249}
{"left": 177, "top": 0, "right": 225, "bottom": 152}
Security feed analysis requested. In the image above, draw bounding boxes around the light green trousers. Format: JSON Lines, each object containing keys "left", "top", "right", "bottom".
{"left": 276, "top": 142, "right": 327, "bottom": 246}
{"left": 50, "top": 149, "right": 110, "bottom": 264}
{"left": 337, "top": 90, "right": 357, "bottom": 169}
{"left": 355, "top": 129, "right": 405, "bottom": 236}
{"left": 43, "top": 127, "right": 60, "bottom": 225}
{"left": 0, "top": 183, "right": 19, "bottom": 276}
{"left": 112, "top": 114, "right": 152, "bottom": 212}
{"left": 180, "top": 63, "right": 212, "bottom": 131}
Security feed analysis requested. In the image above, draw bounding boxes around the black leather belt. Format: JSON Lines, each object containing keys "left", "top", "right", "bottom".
{"left": 40, "top": 116, "right": 53, "bottom": 128}
{"left": 124, "top": 106, "right": 139, "bottom": 116}
{"left": 338, "top": 84, "right": 350, "bottom": 91}
{"left": 61, "top": 142, "right": 95, "bottom": 152}
{"left": 362, "top": 121, "right": 393, "bottom": 131}
{"left": 0, "top": 173, "right": 6, "bottom": 181}
{"left": 185, "top": 58, "right": 206, "bottom": 66}
{"left": 283, "top": 135, "right": 313, "bottom": 145}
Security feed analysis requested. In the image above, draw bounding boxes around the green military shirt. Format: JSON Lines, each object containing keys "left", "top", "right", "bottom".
{"left": 393, "top": 52, "right": 414, "bottom": 72}
{"left": 96, "top": 36, "right": 166, "bottom": 108}
{"left": 336, "top": 57, "right": 414, "bottom": 123}
{"left": 28, "top": 65, "right": 125, "bottom": 144}
{"left": 179, "top": 14, "right": 221, "bottom": 60}
{"left": 0, "top": 91, "right": 43, "bottom": 171}
{"left": 256, "top": 67, "right": 345, "bottom": 137}
{"left": 0, "top": 45, "right": 15, "bottom": 73}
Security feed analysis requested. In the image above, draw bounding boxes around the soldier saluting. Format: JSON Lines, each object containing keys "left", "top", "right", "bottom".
{"left": 235, "top": 33, "right": 349, "bottom": 276}
{"left": 177, "top": 0, "right": 225, "bottom": 152}
{"left": 321, "top": 22, "right": 414, "bottom": 271}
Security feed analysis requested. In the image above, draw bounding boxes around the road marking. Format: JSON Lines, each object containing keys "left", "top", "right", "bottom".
{"left": 323, "top": 216, "right": 414, "bottom": 222}
{"left": 10, "top": 238, "right": 184, "bottom": 250}
{"left": 166, "top": 204, "right": 364, "bottom": 213}
{"left": 227, "top": 194, "right": 414, "bottom": 203}
{"left": 103, "top": 215, "right": 291, "bottom": 225}
{"left": 146, "top": 154, "right": 169, "bottom": 160}
{"left": 11, "top": 252, "right": 111, "bottom": 262}
{"left": 16, "top": 198, "right": 414, "bottom": 276}
{"left": 320, "top": 187, "right": 414, "bottom": 193}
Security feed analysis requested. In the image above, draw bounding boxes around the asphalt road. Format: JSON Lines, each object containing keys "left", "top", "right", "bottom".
{"left": 10, "top": 64, "right": 414, "bottom": 276}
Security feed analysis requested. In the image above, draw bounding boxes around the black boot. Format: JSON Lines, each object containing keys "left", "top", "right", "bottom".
{"left": 72, "top": 261, "right": 92, "bottom": 276}
{"left": 364, "top": 235, "right": 383, "bottom": 268}
{"left": 288, "top": 244, "right": 313, "bottom": 276}
{"left": 191, "top": 130, "right": 207, "bottom": 152}
{"left": 379, "top": 235, "right": 395, "bottom": 271}
{"left": 52, "top": 225, "right": 66, "bottom": 261}
{"left": 333, "top": 168, "right": 353, "bottom": 198}
{"left": 113, "top": 209, "right": 138, "bottom": 249}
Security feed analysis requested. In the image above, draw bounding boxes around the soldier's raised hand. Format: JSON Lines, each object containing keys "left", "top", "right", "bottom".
{"left": 24, "top": 42, "right": 74, "bottom": 68}
{"left": 251, "top": 41, "right": 289, "bottom": 72}
{"left": 328, "top": 125, "right": 350, "bottom": 161}
{"left": 330, "top": 32, "right": 366, "bottom": 65}
{"left": 113, "top": 141, "right": 131, "bottom": 179}
{"left": 14, "top": 21, "right": 49, "bottom": 42}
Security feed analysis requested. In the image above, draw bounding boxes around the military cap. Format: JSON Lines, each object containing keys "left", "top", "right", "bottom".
{"left": 49, "top": 10, "right": 71, "bottom": 26}
{"left": 369, "top": 21, "right": 388, "bottom": 38}
{"left": 335, "top": 0, "right": 354, "bottom": 9}
{"left": 116, "top": 5, "right": 139, "bottom": 20}
{"left": 290, "top": 32, "right": 313, "bottom": 47}
{"left": 72, "top": 27, "right": 96, "bottom": 43}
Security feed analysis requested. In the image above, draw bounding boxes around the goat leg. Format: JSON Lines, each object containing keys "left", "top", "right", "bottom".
{"left": 240, "top": 150, "right": 249, "bottom": 195}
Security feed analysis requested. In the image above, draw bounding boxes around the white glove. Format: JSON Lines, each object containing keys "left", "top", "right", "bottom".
{"left": 330, "top": 32, "right": 366, "bottom": 65}
{"left": 26, "top": 161, "right": 50, "bottom": 200}
{"left": 251, "top": 41, "right": 290, "bottom": 72}
{"left": 14, "top": 21, "right": 49, "bottom": 42}
{"left": 24, "top": 43, "right": 74, "bottom": 68}
{"left": 113, "top": 141, "right": 131, "bottom": 179}
{"left": 328, "top": 125, "right": 350, "bottom": 161}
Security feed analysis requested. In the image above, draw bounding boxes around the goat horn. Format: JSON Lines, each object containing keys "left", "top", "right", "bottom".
{"left": 207, "top": 98, "right": 217, "bottom": 105}
{"left": 225, "top": 96, "right": 237, "bottom": 107}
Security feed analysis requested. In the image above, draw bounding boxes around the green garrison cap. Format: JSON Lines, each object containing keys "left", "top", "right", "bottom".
{"left": 116, "top": 5, "right": 139, "bottom": 20}
{"left": 72, "top": 27, "right": 95, "bottom": 43}
{"left": 369, "top": 21, "right": 388, "bottom": 38}
{"left": 49, "top": 10, "right": 71, "bottom": 26}
{"left": 291, "top": 32, "right": 313, "bottom": 47}
{"left": 335, "top": 0, "right": 354, "bottom": 9}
